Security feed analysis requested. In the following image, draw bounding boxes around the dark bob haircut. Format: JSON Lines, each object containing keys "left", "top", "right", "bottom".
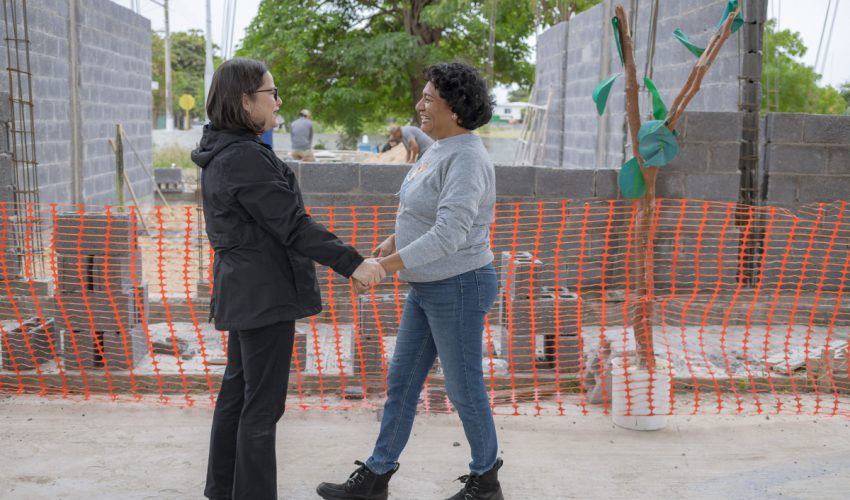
{"left": 206, "top": 58, "right": 268, "bottom": 133}
{"left": 425, "top": 62, "right": 495, "bottom": 130}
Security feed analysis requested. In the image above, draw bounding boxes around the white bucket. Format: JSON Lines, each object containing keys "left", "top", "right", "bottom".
{"left": 611, "top": 356, "right": 671, "bottom": 431}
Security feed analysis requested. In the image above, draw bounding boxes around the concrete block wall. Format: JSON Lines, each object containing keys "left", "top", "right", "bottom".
{"left": 762, "top": 113, "right": 850, "bottom": 205}
{"left": 535, "top": 0, "right": 748, "bottom": 171}
{"left": 632, "top": 0, "right": 742, "bottom": 114}
{"left": 534, "top": 22, "right": 567, "bottom": 167}
{"left": 659, "top": 112, "right": 743, "bottom": 201}
{"left": 0, "top": 0, "right": 153, "bottom": 206}
{"left": 77, "top": 0, "right": 153, "bottom": 206}
{"left": 1, "top": 2, "right": 73, "bottom": 205}
{"left": 561, "top": 1, "right": 625, "bottom": 171}
{"left": 292, "top": 162, "right": 620, "bottom": 207}
{"left": 0, "top": 90, "right": 12, "bottom": 216}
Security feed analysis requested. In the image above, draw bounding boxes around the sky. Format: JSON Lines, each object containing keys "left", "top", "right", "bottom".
{"left": 115, "top": 0, "right": 850, "bottom": 94}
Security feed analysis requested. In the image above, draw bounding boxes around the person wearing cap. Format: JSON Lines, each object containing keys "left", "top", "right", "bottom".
{"left": 290, "top": 109, "right": 314, "bottom": 161}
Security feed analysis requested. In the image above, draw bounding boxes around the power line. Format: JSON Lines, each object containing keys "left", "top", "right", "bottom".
{"left": 818, "top": 0, "right": 839, "bottom": 76}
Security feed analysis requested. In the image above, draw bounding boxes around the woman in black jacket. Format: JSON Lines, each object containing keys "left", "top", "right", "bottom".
{"left": 192, "top": 58, "right": 385, "bottom": 500}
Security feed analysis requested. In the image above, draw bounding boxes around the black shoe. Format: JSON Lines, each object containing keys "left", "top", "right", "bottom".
{"left": 316, "top": 460, "right": 398, "bottom": 500}
{"left": 446, "top": 458, "right": 504, "bottom": 500}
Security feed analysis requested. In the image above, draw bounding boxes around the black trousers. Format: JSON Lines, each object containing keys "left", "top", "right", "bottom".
{"left": 204, "top": 320, "right": 295, "bottom": 500}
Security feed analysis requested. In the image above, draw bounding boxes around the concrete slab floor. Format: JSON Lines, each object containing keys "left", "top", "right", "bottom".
{"left": 1, "top": 395, "right": 848, "bottom": 499}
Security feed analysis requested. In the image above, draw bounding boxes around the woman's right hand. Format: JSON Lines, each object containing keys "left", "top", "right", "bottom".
{"left": 372, "top": 235, "right": 396, "bottom": 258}
{"left": 352, "top": 258, "right": 386, "bottom": 286}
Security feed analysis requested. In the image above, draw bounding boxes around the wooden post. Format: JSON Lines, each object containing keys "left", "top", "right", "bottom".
{"left": 615, "top": 5, "right": 655, "bottom": 370}
{"left": 114, "top": 124, "right": 125, "bottom": 212}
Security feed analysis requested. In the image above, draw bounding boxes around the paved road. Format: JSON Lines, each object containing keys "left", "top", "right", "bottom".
{"left": 2, "top": 395, "right": 849, "bottom": 499}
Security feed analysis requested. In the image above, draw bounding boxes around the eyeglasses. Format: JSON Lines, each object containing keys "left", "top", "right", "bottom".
{"left": 251, "top": 87, "right": 278, "bottom": 100}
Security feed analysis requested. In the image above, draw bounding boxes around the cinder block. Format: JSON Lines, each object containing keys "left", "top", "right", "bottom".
{"left": 655, "top": 172, "right": 685, "bottom": 198}
{"left": 499, "top": 293, "right": 586, "bottom": 374}
{"left": 54, "top": 213, "right": 138, "bottom": 256}
{"left": 359, "top": 164, "right": 409, "bottom": 194}
{"left": 709, "top": 143, "right": 742, "bottom": 173}
{"left": 0, "top": 123, "right": 8, "bottom": 153}
{"left": 740, "top": 52, "right": 763, "bottom": 80}
{"left": 764, "top": 113, "right": 806, "bottom": 144}
{"left": 798, "top": 176, "right": 850, "bottom": 204}
{"left": 498, "top": 251, "right": 545, "bottom": 302}
{"left": 767, "top": 144, "right": 827, "bottom": 175}
{"left": 53, "top": 287, "right": 143, "bottom": 332}
{"left": 828, "top": 148, "right": 850, "bottom": 175}
{"left": 742, "top": 19, "right": 763, "bottom": 48}
{"left": 495, "top": 166, "right": 537, "bottom": 196}
{"left": 153, "top": 167, "right": 184, "bottom": 193}
{"left": 0, "top": 154, "right": 14, "bottom": 185}
{"left": 0, "top": 185, "right": 14, "bottom": 204}
{"left": 1, "top": 317, "right": 58, "bottom": 371}
{"left": 61, "top": 325, "right": 146, "bottom": 371}
{"left": 595, "top": 169, "right": 619, "bottom": 200}
{"left": 764, "top": 174, "right": 798, "bottom": 204}
{"left": 744, "top": 0, "right": 769, "bottom": 23}
{"left": 56, "top": 253, "right": 135, "bottom": 293}
{"left": 667, "top": 142, "right": 709, "bottom": 173}
{"left": 0, "top": 92, "right": 10, "bottom": 122}
{"left": 535, "top": 167, "right": 594, "bottom": 199}
{"left": 297, "top": 163, "right": 359, "bottom": 193}
{"left": 803, "top": 115, "right": 850, "bottom": 145}
{"left": 682, "top": 112, "right": 744, "bottom": 142}
{"left": 685, "top": 173, "right": 740, "bottom": 201}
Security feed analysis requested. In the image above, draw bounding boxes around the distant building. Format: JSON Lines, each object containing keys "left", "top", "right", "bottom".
{"left": 491, "top": 102, "right": 527, "bottom": 124}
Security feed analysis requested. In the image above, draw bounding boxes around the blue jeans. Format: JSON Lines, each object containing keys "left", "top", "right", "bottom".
{"left": 366, "top": 263, "right": 499, "bottom": 475}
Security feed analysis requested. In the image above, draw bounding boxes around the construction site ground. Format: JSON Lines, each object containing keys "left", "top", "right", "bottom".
{"left": 2, "top": 395, "right": 849, "bottom": 499}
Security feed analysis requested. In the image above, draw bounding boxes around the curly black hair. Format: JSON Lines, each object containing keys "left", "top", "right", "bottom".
{"left": 425, "top": 62, "right": 495, "bottom": 130}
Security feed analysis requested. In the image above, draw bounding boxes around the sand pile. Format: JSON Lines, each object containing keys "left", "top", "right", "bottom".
{"left": 364, "top": 143, "right": 409, "bottom": 164}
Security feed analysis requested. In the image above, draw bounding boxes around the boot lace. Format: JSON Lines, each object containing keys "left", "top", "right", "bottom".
{"left": 346, "top": 460, "right": 371, "bottom": 489}
{"left": 455, "top": 474, "right": 481, "bottom": 500}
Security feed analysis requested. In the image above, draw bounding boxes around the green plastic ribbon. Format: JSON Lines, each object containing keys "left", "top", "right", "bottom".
{"left": 612, "top": 17, "right": 624, "bottom": 66}
{"left": 592, "top": 73, "right": 621, "bottom": 116}
{"left": 643, "top": 77, "right": 667, "bottom": 121}
{"left": 673, "top": 28, "right": 705, "bottom": 58}
{"left": 717, "top": 0, "right": 744, "bottom": 34}
{"left": 618, "top": 157, "right": 646, "bottom": 199}
{"left": 638, "top": 120, "right": 679, "bottom": 167}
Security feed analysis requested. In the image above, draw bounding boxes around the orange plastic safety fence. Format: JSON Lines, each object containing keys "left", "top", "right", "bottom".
{"left": 0, "top": 200, "right": 848, "bottom": 417}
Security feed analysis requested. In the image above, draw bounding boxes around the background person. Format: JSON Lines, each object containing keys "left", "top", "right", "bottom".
{"left": 290, "top": 108, "right": 314, "bottom": 161}
{"left": 317, "top": 62, "right": 503, "bottom": 500}
{"left": 191, "top": 58, "right": 385, "bottom": 500}
{"left": 389, "top": 124, "right": 434, "bottom": 163}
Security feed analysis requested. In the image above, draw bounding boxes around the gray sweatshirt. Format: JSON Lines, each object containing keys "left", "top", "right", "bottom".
{"left": 290, "top": 117, "right": 313, "bottom": 151}
{"left": 395, "top": 133, "right": 496, "bottom": 282}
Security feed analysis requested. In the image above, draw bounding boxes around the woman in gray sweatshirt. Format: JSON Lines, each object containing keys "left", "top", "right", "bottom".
{"left": 317, "top": 62, "right": 504, "bottom": 500}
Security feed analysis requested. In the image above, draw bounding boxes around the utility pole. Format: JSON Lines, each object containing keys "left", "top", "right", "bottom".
{"left": 488, "top": 0, "right": 497, "bottom": 85}
{"left": 204, "top": 0, "right": 214, "bottom": 112}
{"left": 163, "top": 0, "right": 173, "bottom": 130}
{"left": 150, "top": 0, "right": 174, "bottom": 130}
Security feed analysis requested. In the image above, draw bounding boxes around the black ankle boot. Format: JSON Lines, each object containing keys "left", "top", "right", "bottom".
{"left": 316, "top": 460, "right": 398, "bottom": 500}
{"left": 446, "top": 458, "right": 504, "bottom": 500}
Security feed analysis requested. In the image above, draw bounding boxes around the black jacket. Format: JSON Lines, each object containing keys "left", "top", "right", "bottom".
{"left": 191, "top": 126, "right": 364, "bottom": 330}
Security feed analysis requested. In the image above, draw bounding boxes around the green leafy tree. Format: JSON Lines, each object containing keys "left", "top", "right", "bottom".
{"left": 238, "top": 0, "right": 601, "bottom": 147}
{"left": 507, "top": 86, "right": 531, "bottom": 102}
{"left": 840, "top": 83, "right": 850, "bottom": 114}
{"left": 761, "top": 20, "right": 846, "bottom": 115}
{"left": 152, "top": 30, "right": 222, "bottom": 124}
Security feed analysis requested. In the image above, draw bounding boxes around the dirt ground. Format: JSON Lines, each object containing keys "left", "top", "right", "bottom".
{"left": 2, "top": 396, "right": 849, "bottom": 499}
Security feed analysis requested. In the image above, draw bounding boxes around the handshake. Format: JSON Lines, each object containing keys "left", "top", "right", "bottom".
{"left": 351, "top": 258, "right": 387, "bottom": 294}
{"left": 350, "top": 235, "right": 396, "bottom": 294}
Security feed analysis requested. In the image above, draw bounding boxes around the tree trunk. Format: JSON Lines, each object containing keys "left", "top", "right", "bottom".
{"left": 404, "top": 0, "right": 441, "bottom": 123}
{"left": 615, "top": 5, "right": 655, "bottom": 370}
